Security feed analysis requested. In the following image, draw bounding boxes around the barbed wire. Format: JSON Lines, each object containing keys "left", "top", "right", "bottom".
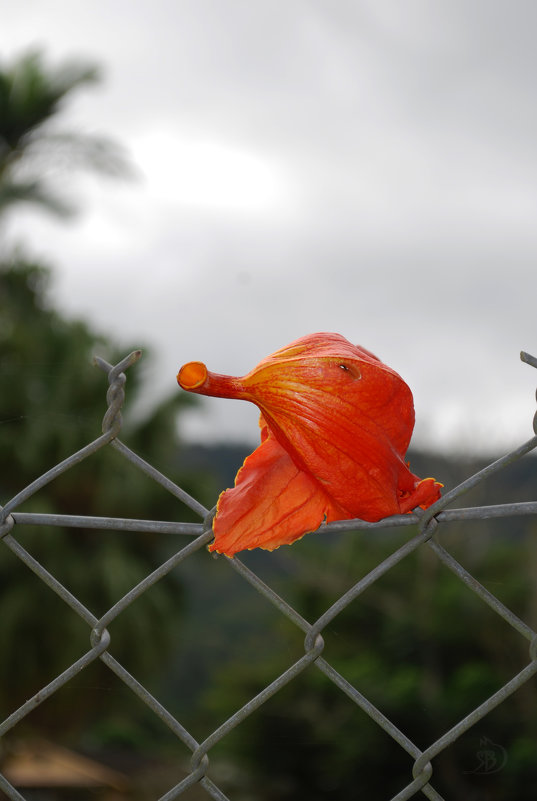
{"left": 1, "top": 349, "right": 536, "bottom": 800}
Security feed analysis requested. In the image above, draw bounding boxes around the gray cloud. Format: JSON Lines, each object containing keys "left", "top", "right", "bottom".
{"left": 2, "top": 0, "right": 537, "bottom": 454}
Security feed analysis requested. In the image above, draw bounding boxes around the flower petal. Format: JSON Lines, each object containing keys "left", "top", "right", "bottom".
{"left": 177, "top": 332, "right": 443, "bottom": 555}
{"left": 209, "top": 421, "right": 345, "bottom": 556}
{"left": 398, "top": 476, "right": 443, "bottom": 513}
{"left": 235, "top": 333, "right": 418, "bottom": 519}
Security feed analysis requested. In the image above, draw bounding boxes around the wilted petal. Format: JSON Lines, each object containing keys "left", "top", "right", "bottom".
{"left": 209, "top": 419, "right": 346, "bottom": 556}
{"left": 177, "top": 332, "right": 442, "bottom": 556}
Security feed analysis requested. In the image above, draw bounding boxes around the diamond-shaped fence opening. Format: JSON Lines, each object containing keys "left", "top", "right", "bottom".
{"left": 1, "top": 349, "right": 537, "bottom": 800}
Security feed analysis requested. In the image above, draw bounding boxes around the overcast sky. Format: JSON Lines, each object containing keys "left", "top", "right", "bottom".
{"left": 2, "top": 1, "right": 537, "bottom": 454}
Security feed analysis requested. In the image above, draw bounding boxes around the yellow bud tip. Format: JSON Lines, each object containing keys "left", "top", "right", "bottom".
{"left": 177, "top": 361, "right": 208, "bottom": 390}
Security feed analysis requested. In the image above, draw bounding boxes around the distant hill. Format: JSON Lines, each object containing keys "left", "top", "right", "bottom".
{"left": 177, "top": 442, "right": 537, "bottom": 515}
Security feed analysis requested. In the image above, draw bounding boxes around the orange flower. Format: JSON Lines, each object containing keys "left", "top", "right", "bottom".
{"left": 177, "top": 333, "right": 442, "bottom": 556}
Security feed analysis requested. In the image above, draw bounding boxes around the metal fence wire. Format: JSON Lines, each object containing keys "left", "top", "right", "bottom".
{"left": 1, "top": 349, "right": 537, "bottom": 801}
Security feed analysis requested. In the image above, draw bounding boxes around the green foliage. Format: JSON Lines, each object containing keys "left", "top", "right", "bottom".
{"left": 0, "top": 254, "right": 211, "bottom": 740}
{"left": 202, "top": 528, "right": 537, "bottom": 800}
{"left": 0, "top": 46, "right": 211, "bottom": 753}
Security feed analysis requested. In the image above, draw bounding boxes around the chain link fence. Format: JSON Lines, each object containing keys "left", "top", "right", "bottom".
{"left": 1, "top": 349, "right": 537, "bottom": 801}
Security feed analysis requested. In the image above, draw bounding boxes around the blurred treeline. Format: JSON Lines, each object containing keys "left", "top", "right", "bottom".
{"left": 1, "top": 50, "right": 536, "bottom": 801}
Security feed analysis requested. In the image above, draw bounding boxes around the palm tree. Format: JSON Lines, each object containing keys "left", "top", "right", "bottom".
{"left": 0, "top": 50, "right": 204, "bottom": 746}
{"left": 0, "top": 49, "right": 131, "bottom": 220}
